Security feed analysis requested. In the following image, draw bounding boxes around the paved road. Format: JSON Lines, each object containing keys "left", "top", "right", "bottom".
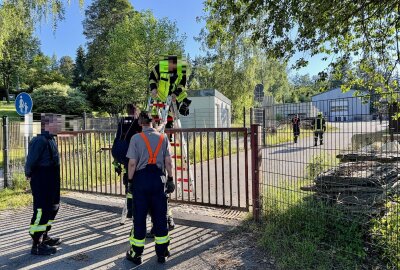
{"left": 262, "top": 121, "right": 388, "bottom": 188}
{"left": 0, "top": 192, "right": 251, "bottom": 270}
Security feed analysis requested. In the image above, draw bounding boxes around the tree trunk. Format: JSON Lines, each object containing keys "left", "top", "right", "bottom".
{"left": 4, "top": 74, "right": 10, "bottom": 104}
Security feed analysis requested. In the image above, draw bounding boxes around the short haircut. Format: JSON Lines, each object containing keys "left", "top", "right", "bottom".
{"left": 126, "top": 104, "right": 139, "bottom": 118}
{"left": 138, "top": 111, "right": 152, "bottom": 125}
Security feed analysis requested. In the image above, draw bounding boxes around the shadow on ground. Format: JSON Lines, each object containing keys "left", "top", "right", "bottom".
{"left": 0, "top": 194, "right": 260, "bottom": 270}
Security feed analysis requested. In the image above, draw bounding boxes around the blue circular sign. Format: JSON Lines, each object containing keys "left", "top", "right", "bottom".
{"left": 15, "top": 92, "right": 33, "bottom": 116}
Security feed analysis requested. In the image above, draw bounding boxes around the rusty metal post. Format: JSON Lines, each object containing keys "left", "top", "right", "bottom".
{"left": 243, "top": 107, "right": 246, "bottom": 128}
{"left": 262, "top": 108, "right": 266, "bottom": 146}
{"left": 2, "top": 116, "right": 9, "bottom": 189}
{"left": 251, "top": 124, "right": 261, "bottom": 221}
{"left": 250, "top": 108, "right": 253, "bottom": 125}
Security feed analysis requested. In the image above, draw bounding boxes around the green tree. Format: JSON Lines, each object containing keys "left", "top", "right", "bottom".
{"left": 204, "top": 0, "right": 400, "bottom": 101}
{"left": 72, "top": 45, "right": 86, "bottom": 88}
{"left": 82, "top": 0, "right": 135, "bottom": 111}
{"left": 83, "top": 0, "right": 135, "bottom": 79}
{"left": 104, "top": 10, "right": 185, "bottom": 114}
{"left": 0, "top": 30, "right": 38, "bottom": 102}
{"left": 25, "top": 52, "right": 67, "bottom": 91}
{"left": 50, "top": 54, "right": 58, "bottom": 71}
{"left": 58, "top": 56, "right": 74, "bottom": 85}
{"left": 0, "top": 0, "right": 83, "bottom": 61}
{"left": 190, "top": 38, "right": 292, "bottom": 120}
{"left": 290, "top": 74, "right": 329, "bottom": 103}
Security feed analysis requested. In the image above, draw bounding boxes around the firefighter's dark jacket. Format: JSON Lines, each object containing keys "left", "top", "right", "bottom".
{"left": 25, "top": 132, "right": 60, "bottom": 177}
{"left": 115, "top": 117, "right": 142, "bottom": 143}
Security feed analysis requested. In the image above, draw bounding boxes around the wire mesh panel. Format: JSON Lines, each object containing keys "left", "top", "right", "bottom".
{"left": 258, "top": 94, "right": 399, "bottom": 269}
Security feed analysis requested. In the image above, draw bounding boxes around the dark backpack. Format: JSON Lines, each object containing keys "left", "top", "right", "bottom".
{"left": 112, "top": 119, "right": 134, "bottom": 164}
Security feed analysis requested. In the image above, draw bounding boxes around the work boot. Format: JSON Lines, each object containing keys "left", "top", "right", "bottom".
{"left": 126, "top": 250, "right": 142, "bottom": 265}
{"left": 157, "top": 250, "right": 171, "bottom": 264}
{"left": 31, "top": 243, "right": 57, "bottom": 255}
{"left": 168, "top": 216, "right": 175, "bottom": 231}
{"left": 43, "top": 235, "right": 62, "bottom": 246}
{"left": 320, "top": 140, "right": 323, "bottom": 145}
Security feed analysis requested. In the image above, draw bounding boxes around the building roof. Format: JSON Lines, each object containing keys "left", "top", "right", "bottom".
{"left": 187, "top": 89, "right": 231, "bottom": 105}
{"left": 311, "top": 87, "right": 370, "bottom": 100}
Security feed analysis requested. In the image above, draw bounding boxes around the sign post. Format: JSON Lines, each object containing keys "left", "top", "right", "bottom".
{"left": 15, "top": 93, "right": 33, "bottom": 158}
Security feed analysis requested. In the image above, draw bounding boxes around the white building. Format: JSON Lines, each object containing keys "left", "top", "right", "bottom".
{"left": 179, "top": 89, "right": 231, "bottom": 128}
{"left": 311, "top": 88, "right": 371, "bottom": 121}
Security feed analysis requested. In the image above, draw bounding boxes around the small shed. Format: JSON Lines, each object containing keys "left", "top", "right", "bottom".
{"left": 311, "top": 88, "right": 371, "bottom": 122}
{"left": 179, "top": 89, "right": 231, "bottom": 128}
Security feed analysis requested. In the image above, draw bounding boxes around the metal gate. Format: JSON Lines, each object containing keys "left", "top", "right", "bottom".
{"left": 57, "top": 127, "right": 250, "bottom": 211}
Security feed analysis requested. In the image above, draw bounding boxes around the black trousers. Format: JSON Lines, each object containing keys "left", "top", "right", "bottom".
{"left": 314, "top": 131, "right": 324, "bottom": 144}
{"left": 130, "top": 166, "right": 169, "bottom": 257}
{"left": 29, "top": 166, "right": 60, "bottom": 243}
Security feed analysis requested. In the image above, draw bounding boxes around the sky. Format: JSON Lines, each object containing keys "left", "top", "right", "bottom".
{"left": 35, "top": 0, "right": 327, "bottom": 77}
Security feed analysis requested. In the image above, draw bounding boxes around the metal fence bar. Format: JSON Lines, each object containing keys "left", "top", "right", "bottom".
{"left": 251, "top": 124, "right": 261, "bottom": 221}
{"left": 214, "top": 131, "right": 218, "bottom": 205}
{"left": 2, "top": 116, "right": 9, "bottom": 189}
{"left": 200, "top": 131, "right": 204, "bottom": 204}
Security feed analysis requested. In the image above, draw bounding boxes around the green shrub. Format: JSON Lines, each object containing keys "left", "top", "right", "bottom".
{"left": 371, "top": 197, "right": 400, "bottom": 269}
{"left": 12, "top": 172, "right": 29, "bottom": 190}
{"left": 32, "top": 83, "right": 90, "bottom": 115}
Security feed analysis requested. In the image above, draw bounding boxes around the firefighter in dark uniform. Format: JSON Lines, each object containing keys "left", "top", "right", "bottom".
{"left": 312, "top": 112, "right": 326, "bottom": 146}
{"left": 125, "top": 111, "right": 175, "bottom": 265}
{"left": 112, "top": 104, "right": 141, "bottom": 219}
{"left": 25, "top": 114, "right": 62, "bottom": 255}
{"left": 292, "top": 114, "right": 301, "bottom": 143}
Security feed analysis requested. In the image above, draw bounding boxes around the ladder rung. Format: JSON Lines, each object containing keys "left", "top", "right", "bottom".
{"left": 153, "top": 103, "right": 166, "bottom": 108}
{"left": 176, "top": 166, "right": 186, "bottom": 171}
{"left": 177, "top": 178, "right": 189, "bottom": 183}
{"left": 171, "top": 155, "right": 182, "bottom": 159}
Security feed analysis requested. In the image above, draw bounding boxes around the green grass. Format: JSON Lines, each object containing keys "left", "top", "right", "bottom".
{"left": 259, "top": 152, "right": 364, "bottom": 269}
{"left": 58, "top": 133, "right": 120, "bottom": 191}
{"left": 187, "top": 134, "right": 239, "bottom": 164}
{"left": 0, "top": 101, "right": 20, "bottom": 119}
{"left": 260, "top": 180, "right": 366, "bottom": 269}
{"left": 0, "top": 189, "right": 31, "bottom": 210}
{"left": 0, "top": 172, "right": 31, "bottom": 211}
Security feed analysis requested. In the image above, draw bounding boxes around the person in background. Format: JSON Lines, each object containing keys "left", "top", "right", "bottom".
{"left": 312, "top": 112, "right": 326, "bottom": 146}
{"left": 25, "top": 114, "right": 63, "bottom": 255}
{"left": 112, "top": 104, "right": 141, "bottom": 220}
{"left": 378, "top": 111, "right": 383, "bottom": 125}
{"left": 292, "top": 114, "right": 301, "bottom": 143}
